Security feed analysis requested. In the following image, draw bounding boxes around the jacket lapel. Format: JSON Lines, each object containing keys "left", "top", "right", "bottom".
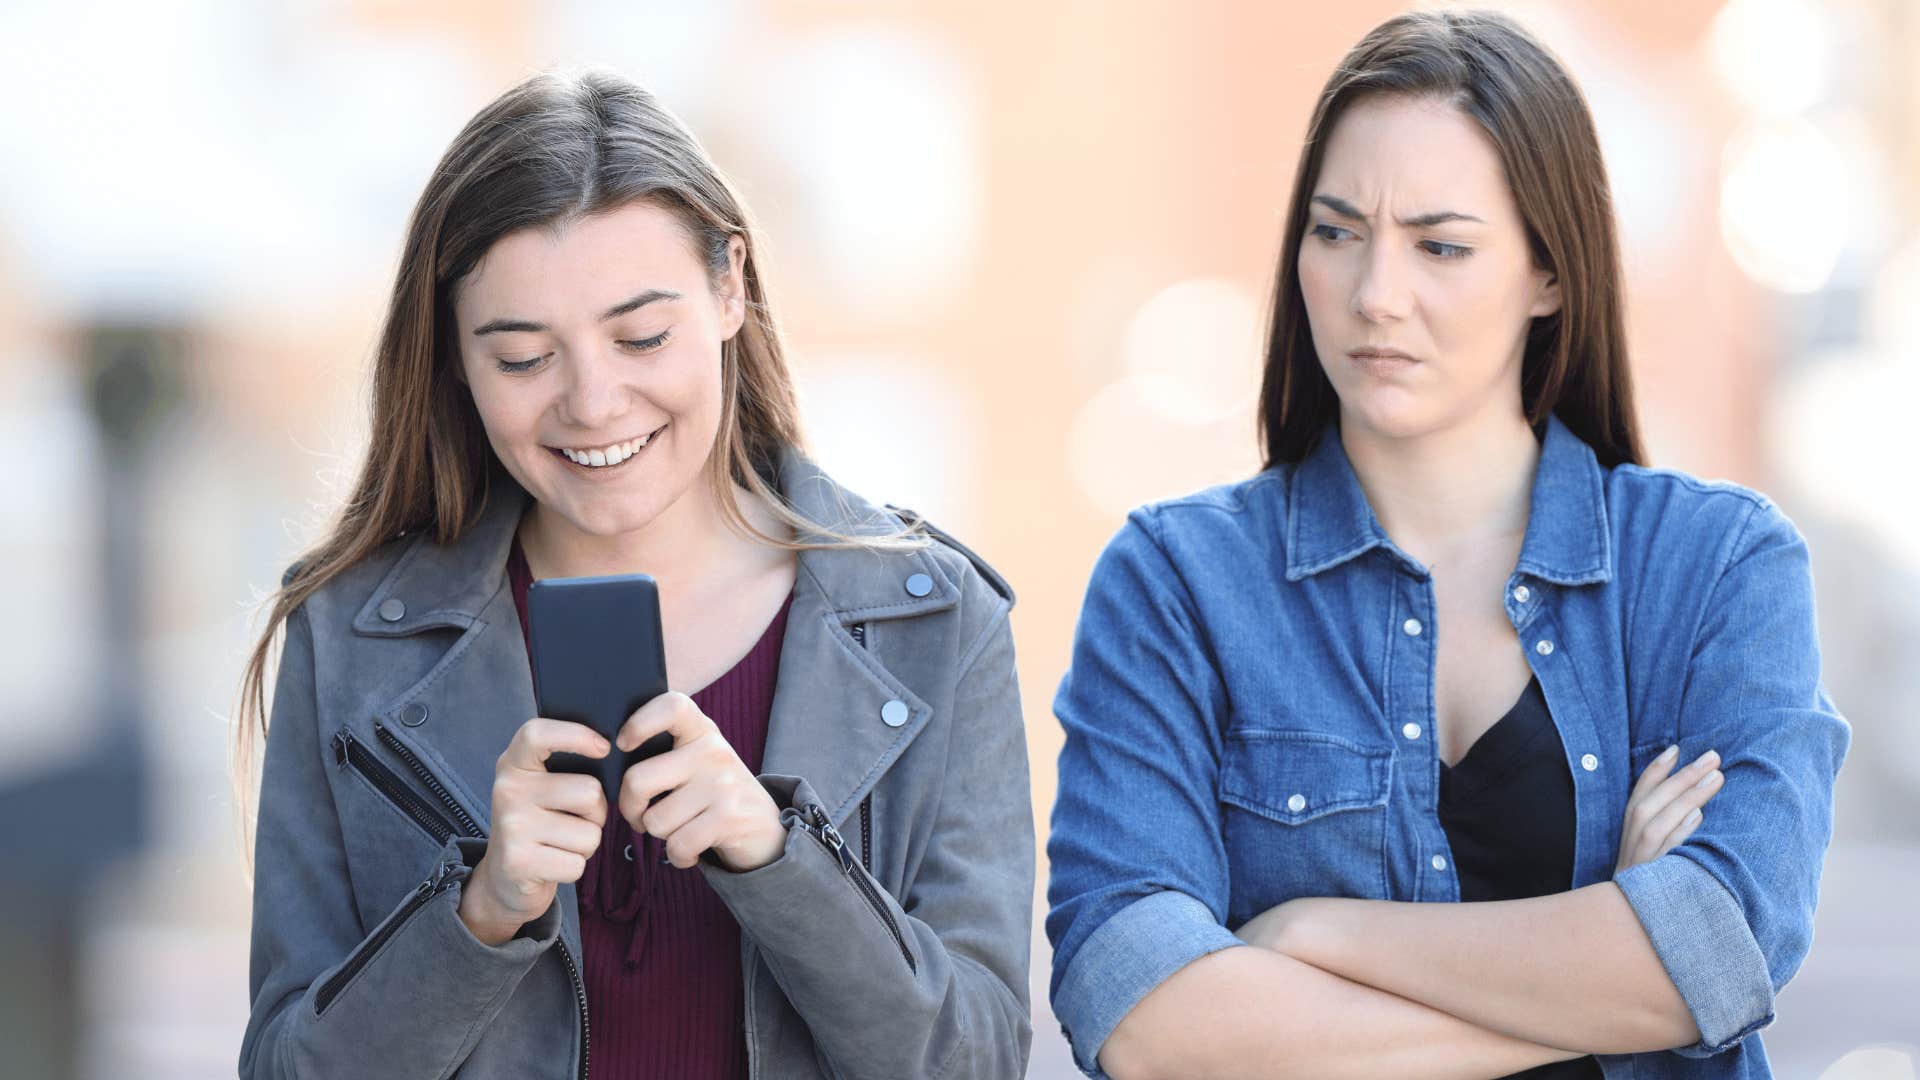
{"left": 758, "top": 450, "right": 964, "bottom": 821}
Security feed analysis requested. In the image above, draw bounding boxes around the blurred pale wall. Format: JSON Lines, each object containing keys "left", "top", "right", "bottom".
{"left": 2, "top": 1, "right": 1916, "bottom": 1077}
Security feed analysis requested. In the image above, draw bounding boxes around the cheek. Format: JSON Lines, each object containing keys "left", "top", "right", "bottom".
{"left": 1427, "top": 261, "right": 1532, "bottom": 364}
{"left": 1297, "top": 248, "right": 1344, "bottom": 325}
{"left": 460, "top": 376, "right": 541, "bottom": 450}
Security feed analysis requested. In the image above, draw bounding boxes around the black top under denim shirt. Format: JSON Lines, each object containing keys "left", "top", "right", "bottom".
{"left": 1438, "top": 676, "right": 1604, "bottom": 1079}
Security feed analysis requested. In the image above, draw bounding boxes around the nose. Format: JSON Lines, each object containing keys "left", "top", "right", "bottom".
{"left": 557, "top": 347, "right": 630, "bottom": 431}
{"left": 1352, "top": 242, "right": 1412, "bottom": 324}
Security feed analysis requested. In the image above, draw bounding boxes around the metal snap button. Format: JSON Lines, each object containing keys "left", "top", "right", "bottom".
{"left": 1287, "top": 793, "right": 1307, "bottom": 813}
{"left": 400, "top": 702, "right": 428, "bottom": 727}
{"left": 1402, "top": 618, "right": 1423, "bottom": 637}
{"left": 1402, "top": 723, "right": 1421, "bottom": 740}
{"left": 905, "top": 572, "right": 934, "bottom": 598}
{"left": 1581, "top": 753, "right": 1599, "bottom": 772}
{"left": 1535, "top": 639, "right": 1555, "bottom": 656}
{"left": 881, "top": 700, "right": 910, "bottom": 727}
{"left": 1513, "top": 585, "right": 1532, "bottom": 604}
{"left": 378, "top": 597, "right": 406, "bottom": 622}
{"left": 1432, "top": 854, "right": 1448, "bottom": 871}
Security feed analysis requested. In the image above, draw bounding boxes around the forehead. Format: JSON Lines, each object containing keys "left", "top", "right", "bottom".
{"left": 454, "top": 201, "right": 701, "bottom": 320}
{"left": 1314, "top": 95, "right": 1516, "bottom": 218}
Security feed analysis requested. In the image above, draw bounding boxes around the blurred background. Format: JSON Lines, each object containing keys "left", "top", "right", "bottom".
{"left": 1, "top": 0, "right": 1916, "bottom": 1076}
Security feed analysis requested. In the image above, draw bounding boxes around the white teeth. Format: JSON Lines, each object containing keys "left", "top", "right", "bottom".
{"left": 555, "top": 427, "right": 661, "bottom": 467}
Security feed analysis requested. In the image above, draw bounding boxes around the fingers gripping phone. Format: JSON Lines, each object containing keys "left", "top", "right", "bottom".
{"left": 527, "top": 573, "right": 672, "bottom": 805}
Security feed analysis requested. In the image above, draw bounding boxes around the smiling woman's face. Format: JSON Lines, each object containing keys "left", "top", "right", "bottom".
{"left": 1296, "top": 94, "right": 1561, "bottom": 442}
{"left": 452, "top": 200, "right": 744, "bottom": 540}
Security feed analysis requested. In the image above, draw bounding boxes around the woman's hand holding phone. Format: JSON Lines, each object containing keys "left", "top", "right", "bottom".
{"left": 459, "top": 718, "right": 612, "bottom": 946}
{"left": 614, "top": 692, "right": 786, "bottom": 873}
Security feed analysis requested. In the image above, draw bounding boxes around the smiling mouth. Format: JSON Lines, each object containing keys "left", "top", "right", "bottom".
{"left": 546, "top": 423, "right": 667, "bottom": 471}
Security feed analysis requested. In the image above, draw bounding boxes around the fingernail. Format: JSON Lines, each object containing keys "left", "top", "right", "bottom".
{"left": 1694, "top": 769, "right": 1721, "bottom": 790}
{"left": 1658, "top": 745, "right": 1679, "bottom": 763}
{"left": 1686, "top": 808, "right": 1703, "bottom": 824}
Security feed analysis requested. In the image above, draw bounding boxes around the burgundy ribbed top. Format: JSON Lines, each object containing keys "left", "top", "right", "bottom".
{"left": 508, "top": 539, "right": 789, "bottom": 1080}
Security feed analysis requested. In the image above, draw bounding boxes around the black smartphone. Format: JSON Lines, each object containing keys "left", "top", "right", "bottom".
{"left": 526, "top": 573, "right": 672, "bottom": 805}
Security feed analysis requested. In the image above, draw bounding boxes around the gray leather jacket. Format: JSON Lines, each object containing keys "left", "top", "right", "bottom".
{"left": 238, "top": 450, "right": 1034, "bottom": 1079}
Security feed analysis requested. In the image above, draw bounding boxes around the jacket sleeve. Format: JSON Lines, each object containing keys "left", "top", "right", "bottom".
{"left": 1614, "top": 499, "right": 1851, "bottom": 1056}
{"left": 238, "top": 603, "right": 562, "bottom": 1079}
{"left": 702, "top": 604, "right": 1035, "bottom": 1080}
{"left": 1043, "top": 511, "right": 1244, "bottom": 1077}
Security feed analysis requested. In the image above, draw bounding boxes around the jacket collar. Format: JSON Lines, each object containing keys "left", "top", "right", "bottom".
{"left": 1284, "top": 412, "right": 1613, "bottom": 586}
{"left": 353, "top": 445, "right": 960, "bottom": 638}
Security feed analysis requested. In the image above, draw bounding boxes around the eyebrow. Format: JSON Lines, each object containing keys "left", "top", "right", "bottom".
{"left": 470, "top": 288, "right": 684, "bottom": 336}
{"left": 1311, "top": 194, "right": 1483, "bottom": 228}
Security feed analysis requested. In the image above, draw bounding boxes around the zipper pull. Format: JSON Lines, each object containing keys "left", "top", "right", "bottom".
{"left": 422, "top": 857, "right": 471, "bottom": 898}
{"left": 807, "top": 805, "right": 857, "bottom": 875}
{"left": 331, "top": 731, "right": 349, "bottom": 769}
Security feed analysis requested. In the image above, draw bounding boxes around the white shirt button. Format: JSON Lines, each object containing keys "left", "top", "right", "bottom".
{"left": 1581, "top": 753, "right": 1599, "bottom": 772}
{"left": 1402, "top": 722, "right": 1422, "bottom": 740}
{"left": 1287, "top": 793, "right": 1307, "bottom": 813}
{"left": 1403, "top": 618, "right": 1423, "bottom": 637}
{"left": 1512, "top": 585, "right": 1531, "bottom": 604}
{"left": 1535, "top": 639, "right": 1555, "bottom": 656}
{"left": 1431, "top": 854, "right": 1448, "bottom": 871}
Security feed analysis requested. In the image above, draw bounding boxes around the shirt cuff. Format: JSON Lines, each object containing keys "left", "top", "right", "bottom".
{"left": 1053, "top": 890, "right": 1244, "bottom": 1077}
{"left": 1614, "top": 854, "right": 1774, "bottom": 1055}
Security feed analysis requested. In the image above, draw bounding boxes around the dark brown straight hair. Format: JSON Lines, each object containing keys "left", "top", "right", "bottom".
{"left": 1258, "top": 8, "right": 1646, "bottom": 468}
{"left": 231, "top": 69, "right": 917, "bottom": 861}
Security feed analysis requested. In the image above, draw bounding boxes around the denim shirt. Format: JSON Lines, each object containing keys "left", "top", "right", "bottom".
{"left": 1046, "top": 415, "right": 1849, "bottom": 1079}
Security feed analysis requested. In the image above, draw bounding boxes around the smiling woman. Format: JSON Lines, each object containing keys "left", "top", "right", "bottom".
{"left": 234, "top": 68, "right": 1033, "bottom": 1080}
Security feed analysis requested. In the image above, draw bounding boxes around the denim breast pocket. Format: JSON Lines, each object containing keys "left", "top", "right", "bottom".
{"left": 1219, "top": 729, "right": 1392, "bottom": 925}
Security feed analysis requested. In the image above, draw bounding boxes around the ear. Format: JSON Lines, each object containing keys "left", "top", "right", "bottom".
{"left": 1530, "top": 267, "right": 1563, "bottom": 319}
{"left": 718, "top": 235, "right": 748, "bottom": 340}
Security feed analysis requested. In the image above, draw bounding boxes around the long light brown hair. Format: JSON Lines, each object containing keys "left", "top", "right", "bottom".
{"left": 233, "top": 69, "right": 912, "bottom": 857}
{"left": 1258, "top": 9, "right": 1646, "bottom": 468}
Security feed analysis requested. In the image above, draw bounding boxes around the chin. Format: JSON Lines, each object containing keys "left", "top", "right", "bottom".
{"left": 1336, "top": 386, "right": 1451, "bottom": 442}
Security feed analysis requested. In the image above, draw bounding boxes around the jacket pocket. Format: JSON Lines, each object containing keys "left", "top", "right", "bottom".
{"left": 1218, "top": 730, "right": 1393, "bottom": 921}
{"left": 330, "top": 718, "right": 483, "bottom": 845}
{"left": 332, "top": 727, "right": 465, "bottom": 846}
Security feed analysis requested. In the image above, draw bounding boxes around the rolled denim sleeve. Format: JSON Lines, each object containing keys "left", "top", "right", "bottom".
{"left": 1614, "top": 499, "right": 1849, "bottom": 1056}
{"left": 1046, "top": 511, "right": 1242, "bottom": 1077}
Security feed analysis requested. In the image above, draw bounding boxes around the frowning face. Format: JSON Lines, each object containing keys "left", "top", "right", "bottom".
{"left": 1296, "top": 94, "right": 1561, "bottom": 442}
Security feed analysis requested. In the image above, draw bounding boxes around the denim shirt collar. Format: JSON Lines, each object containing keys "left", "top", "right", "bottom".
{"left": 1283, "top": 412, "right": 1613, "bottom": 587}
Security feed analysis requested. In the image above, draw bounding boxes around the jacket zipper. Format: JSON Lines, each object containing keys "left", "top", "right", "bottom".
{"left": 848, "top": 624, "right": 875, "bottom": 874}
{"left": 374, "top": 721, "right": 484, "bottom": 838}
{"left": 796, "top": 803, "right": 916, "bottom": 974}
{"left": 332, "top": 729, "right": 459, "bottom": 845}
{"left": 314, "top": 857, "right": 469, "bottom": 1015}
{"left": 557, "top": 932, "right": 592, "bottom": 1080}
{"left": 332, "top": 722, "right": 591, "bottom": 1080}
